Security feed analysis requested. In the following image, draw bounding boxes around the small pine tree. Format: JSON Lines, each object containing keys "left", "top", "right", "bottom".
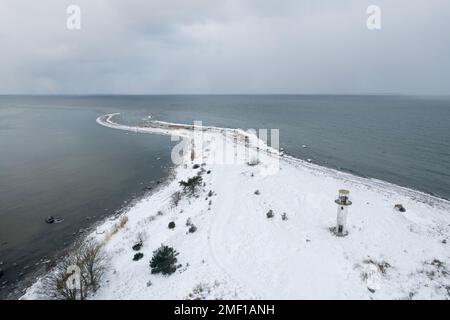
{"left": 179, "top": 176, "right": 203, "bottom": 196}
{"left": 168, "top": 221, "right": 176, "bottom": 229}
{"left": 150, "top": 245, "right": 179, "bottom": 275}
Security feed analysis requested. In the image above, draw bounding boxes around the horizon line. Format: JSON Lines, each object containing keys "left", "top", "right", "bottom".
{"left": 1, "top": 93, "right": 450, "bottom": 98}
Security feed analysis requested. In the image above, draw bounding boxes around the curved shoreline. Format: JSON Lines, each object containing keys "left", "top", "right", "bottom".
{"left": 97, "top": 113, "right": 450, "bottom": 208}
{"left": 22, "top": 113, "right": 450, "bottom": 300}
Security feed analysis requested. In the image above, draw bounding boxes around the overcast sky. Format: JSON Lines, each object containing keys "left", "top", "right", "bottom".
{"left": 0, "top": 0, "right": 449, "bottom": 94}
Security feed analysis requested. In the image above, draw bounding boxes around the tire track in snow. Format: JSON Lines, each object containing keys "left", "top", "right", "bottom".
{"left": 206, "top": 163, "right": 270, "bottom": 299}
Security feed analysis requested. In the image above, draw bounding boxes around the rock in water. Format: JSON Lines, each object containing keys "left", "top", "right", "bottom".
{"left": 45, "top": 216, "right": 55, "bottom": 224}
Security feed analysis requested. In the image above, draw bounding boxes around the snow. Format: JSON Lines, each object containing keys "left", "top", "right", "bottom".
{"left": 22, "top": 114, "right": 450, "bottom": 300}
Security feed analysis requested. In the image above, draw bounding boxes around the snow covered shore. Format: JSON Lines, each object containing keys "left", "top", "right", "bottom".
{"left": 23, "top": 114, "right": 450, "bottom": 300}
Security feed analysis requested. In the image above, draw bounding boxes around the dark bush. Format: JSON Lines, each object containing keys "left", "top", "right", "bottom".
{"left": 281, "top": 212, "right": 288, "bottom": 221}
{"left": 132, "top": 242, "right": 143, "bottom": 251}
{"left": 133, "top": 253, "right": 144, "bottom": 261}
{"left": 150, "top": 245, "right": 179, "bottom": 275}
{"left": 189, "top": 225, "right": 197, "bottom": 233}
{"left": 168, "top": 221, "right": 176, "bottom": 229}
{"left": 266, "top": 210, "right": 274, "bottom": 219}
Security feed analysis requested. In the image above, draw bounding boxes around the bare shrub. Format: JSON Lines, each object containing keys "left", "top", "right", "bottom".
{"left": 118, "top": 215, "right": 128, "bottom": 228}
{"left": 187, "top": 281, "right": 221, "bottom": 300}
{"left": 171, "top": 191, "right": 182, "bottom": 207}
{"left": 41, "top": 253, "right": 84, "bottom": 300}
{"left": 41, "top": 240, "right": 108, "bottom": 300}
{"left": 132, "top": 232, "right": 146, "bottom": 251}
{"left": 104, "top": 215, "right": 129, "bottom": 243}
{"left": 79, "top": 241, "right": 108, "bottom": 293}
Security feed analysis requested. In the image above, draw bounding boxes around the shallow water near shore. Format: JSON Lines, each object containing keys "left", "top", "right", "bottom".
{"left": 1, "top": 94, "right": 450, "bottom": 298}
{"left": 0, "top": 99, "right": 175, "bottom": 298}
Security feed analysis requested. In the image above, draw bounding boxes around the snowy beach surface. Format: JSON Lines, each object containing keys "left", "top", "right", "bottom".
{"left": 23, "top": 114, "right": 450, "bottom": 300}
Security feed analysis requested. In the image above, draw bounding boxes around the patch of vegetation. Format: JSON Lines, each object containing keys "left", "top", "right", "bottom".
{"left": 132, "top": 243, "right": 143, "bottom": 251}
{"left": 171, "top": 191, "right": 182, "bottom": 207}
{"left": 186, "top": 281, "right": 221, "bottom": 300}
{"left": 266, "top": 209, "right": 274, "bottom": 219}
{"left": 104, "top": 215, "right": 129, "bottom": 243}
{"left": 168, "top": 221, "right": 176, "bottom": 229}
{"left": 188, "top": 225, "right": 197, "bottom": 233}
{"left": 133, "top": 253, "right": 144, "bottom": 261}
{"left": 281, "top": 212, "right": 288, "bottom": 221}
{"left": 363, "top": 259, "right": 391, "bottom": 274}
{"left": 150, "top": 245, "right": 179, "bottom": 275}
{"left": 41, "top": 240, "right": 107, "bottom": 300}
{"left": 179, "top": 176, "right": 203, "bottom": 196}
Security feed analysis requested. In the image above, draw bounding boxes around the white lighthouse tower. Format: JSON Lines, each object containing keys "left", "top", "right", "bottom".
{"left": 333, "top": 189, "right": 352, "bottom": 236}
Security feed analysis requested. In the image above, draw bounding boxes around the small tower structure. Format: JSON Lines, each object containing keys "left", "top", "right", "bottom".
{"left": 333, "top": 189, "right": 352, "bottom": 236}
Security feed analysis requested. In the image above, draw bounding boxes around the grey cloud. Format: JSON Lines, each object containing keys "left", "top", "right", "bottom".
{"left": 0, "top": 0, "right": 449, "bottom": 94}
